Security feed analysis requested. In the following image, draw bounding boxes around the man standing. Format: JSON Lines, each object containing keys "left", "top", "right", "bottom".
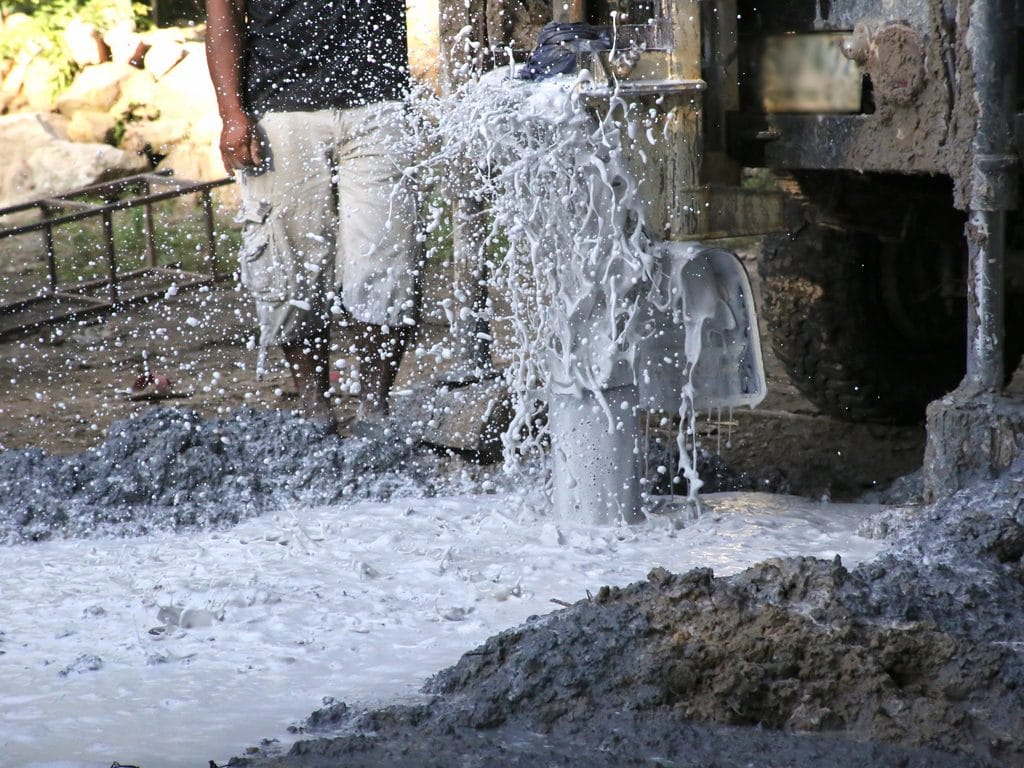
{"left": 205, "top": 0, "right": 418, "bottom": 430}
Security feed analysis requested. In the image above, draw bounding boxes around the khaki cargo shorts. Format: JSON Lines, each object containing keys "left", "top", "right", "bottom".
{"left": 235, "top": 102, "right": 418, "bottom": 371}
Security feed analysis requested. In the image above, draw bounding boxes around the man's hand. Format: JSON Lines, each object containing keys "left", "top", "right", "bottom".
{"left": 219, "top": 110, "right": 263, "bottom": 172}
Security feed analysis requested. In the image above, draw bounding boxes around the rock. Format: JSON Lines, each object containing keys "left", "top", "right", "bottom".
{"left": 55, "top": 61, "right": 136, "bottom": 117}
{"left": 109, "top": 68, "right": 160, "bottom": 118}
{"left": 63, "top": 19, "right": 110, "bottom": 68}
{"left": 65, "top": 109, "right": 116, "bottom": 144}
{"left": 58, "top": 654, "right": 104, "bottom": 677}
{"left": 104, "top": 24, "right": 150, "bottom": 68}
{"left": 988, "top": 518, "right": 1024, "bottom": 563}
{"left": 0, "top": 113, "right": 150, "bottom": 207}
{"left": 0, "top": 12, "right": 32, "bottom": 33}
{"left": 21, "top": 56, "right": 61, "bottom": 112}
{"left": 0, "top": 56, "right": 28, "bottom": 113}
{"left": 120, "top": 117, "right": 190, "bottom": 156}
{"left": 151, "top": 44, "right": 216, "bottom": 118}
{"left": 155, "top": 138, "right": 225, "bottom": 182}
{"left": 408, "top": 0, "right": 441, "bottom": 88}
{"left": 141, "top": 45, "right": 223, "bottom": 179}
{"left": 143, "top": 38, "right": 187, "bottom": 80}
{"left": 1, "top": 50, "right": 29, "bottom": 89}
{"left": 191, "top": 110, "right": 223, "bottom": 145}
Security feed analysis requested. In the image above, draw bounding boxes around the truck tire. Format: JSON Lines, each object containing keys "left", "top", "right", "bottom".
{"left": 758, "top": 173, "right": 968, "bottom": 423}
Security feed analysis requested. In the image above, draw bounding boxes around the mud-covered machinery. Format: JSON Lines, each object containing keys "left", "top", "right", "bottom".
{"left": 434, "top": 0, "right": 1023, "bottom": 509}
{"left": 551, "top": 0, "right": 1023, "bottom": 501}
{"left": 559, "top": 0, "right": 1021, "bottom": 421}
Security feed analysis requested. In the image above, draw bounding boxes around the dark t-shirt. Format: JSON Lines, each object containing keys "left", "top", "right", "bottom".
{"left": 244, "top": 0, "right": 409, "bottom": 117}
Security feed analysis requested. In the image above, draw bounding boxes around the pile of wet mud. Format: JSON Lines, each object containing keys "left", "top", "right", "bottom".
{"left": 0, "top": 406, "right": 768, "bottom": 545}
{"left": 0, "top": 407, "right": 438, "bottom": 543}
{"left": 232, "top": 457, "right": 1024, "bottom": 767}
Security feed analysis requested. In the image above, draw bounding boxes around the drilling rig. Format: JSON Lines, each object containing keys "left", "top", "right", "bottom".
{"left": 434, "top": 0, "right": 1023, "bottom": 505}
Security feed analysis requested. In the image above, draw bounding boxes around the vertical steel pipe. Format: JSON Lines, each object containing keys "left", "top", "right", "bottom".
{"left": 964, "top": 0, "right": 1018, "bottom": 391}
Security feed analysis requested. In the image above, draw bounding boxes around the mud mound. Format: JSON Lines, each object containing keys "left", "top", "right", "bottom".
{"left": 231, "top": 456, "right": 1024, "bottom": 768}
{"left": 423, "top": 561, "right": 1020, "bottom": 760}
{"left": 0, "top": 407, "right": 433, "bottom": 543}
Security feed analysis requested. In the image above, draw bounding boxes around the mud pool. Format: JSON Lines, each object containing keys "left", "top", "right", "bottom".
{"left": 233, "top": 448, "right": 1024, "bottom": 768}
{"left": 0, "top": 417, "right": 887, "bottom": 766}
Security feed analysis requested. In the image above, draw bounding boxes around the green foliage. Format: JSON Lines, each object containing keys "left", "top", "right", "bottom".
{"left": 0, "top": 0, "right": 150, "bottom": 98}
{"left": 2, "top": 0, "right": 149, "bottom": 29}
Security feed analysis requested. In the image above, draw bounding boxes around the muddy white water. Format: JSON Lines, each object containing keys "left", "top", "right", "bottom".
{"left": 0, "top": 486, "right": 885, "bottom": 767}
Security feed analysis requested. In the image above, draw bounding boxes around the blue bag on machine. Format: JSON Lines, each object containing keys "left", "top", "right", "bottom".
{"left": 517, "top": 22, "right": 612, "bottom": 80}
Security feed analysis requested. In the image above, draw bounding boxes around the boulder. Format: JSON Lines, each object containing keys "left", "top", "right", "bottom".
{"left": 143, "top": 38, "right": 187, "bottom": 80}
{"left": 120, "top": 117, "right": 190, "bottom": 156}
{"left": 104, "top": 24, "right": 150, "bottom": 68}
{"left": 191, "top": 110, "right": 223, "bottom": 145}
{"left": 55, "top": 61, "right": 136, "bottom": 116}
{"left": 0, "top": 68, "right": 22, "bottom": 112}
{"left": 1, "top": 47, "right": 34, "bottom": 95}
{"left": 151, "top": 44, "right": 216, "bottom": 117}
{"left": 408, "top": 0, "right": 441, "bottom": 88}
{"left": 0, "top": 113, "right": 150, "bottom": 207}
{"left": 1, "top": 12, "right": 32, "bottom": 32}
{"left": 66, "top": 109, "right": 117, "bottom": 144}
{"left": 63, "top": 19, "right": 110, "bottom": 68}
{"left": 21, "top": 56, "right": 61, "bottom": 112}
{"left": 109, "top": 68, "right": 160, "bottom": 117}
{"left": 155, "top": 137, "right": 224, "bottom": 182}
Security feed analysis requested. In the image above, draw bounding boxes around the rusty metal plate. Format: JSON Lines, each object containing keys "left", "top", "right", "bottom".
{"left": 759, "top": 33, "right": 862, "bottom": 114}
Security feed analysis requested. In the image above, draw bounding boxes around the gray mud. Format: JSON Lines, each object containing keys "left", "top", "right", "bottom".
{"left": 231, "top": 456, "right": 1024, "bottom": 768}
{"left": 0, "top": 407, "right": 439, "bottom": 543}
{"left": 0, "top": 408, "right": 767, "bottom": 544}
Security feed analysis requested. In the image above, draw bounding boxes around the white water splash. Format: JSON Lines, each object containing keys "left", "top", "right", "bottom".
{"left": 412, "top": 69, "right": 720, "bottom": 509}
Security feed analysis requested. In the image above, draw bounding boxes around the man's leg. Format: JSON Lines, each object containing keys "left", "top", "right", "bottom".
{"left": 333, "top": 102, "right": 419, "bottom": 421}
{"left": 352, "top": 322, "right": 406, "bottom": 418}
{"left": 282, "top": 332, "right": 334, "bottom": 426}
{"left": 238, "top": 111, "right": 338, "bottom": 426}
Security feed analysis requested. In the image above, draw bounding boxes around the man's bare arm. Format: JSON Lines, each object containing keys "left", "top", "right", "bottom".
{"left": 205, "top": 0, "right": 262, "bottom": 171}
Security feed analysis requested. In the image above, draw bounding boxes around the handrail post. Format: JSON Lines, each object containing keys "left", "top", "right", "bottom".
{"left": 142, "top": 178, "right": 157, "bottom": 269}
{"left": 41, "top": 203, "right": 57, "bottom": 294}
{"left": 101, "top": 211, "right": 119, "bottom": 302}
{"left": 201, "top": 189, "right": 217, "bottom": 279}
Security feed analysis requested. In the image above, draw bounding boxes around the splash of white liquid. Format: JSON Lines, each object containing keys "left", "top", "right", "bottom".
{"left": 412, "top": 69, "right": 714, "bottom": 508}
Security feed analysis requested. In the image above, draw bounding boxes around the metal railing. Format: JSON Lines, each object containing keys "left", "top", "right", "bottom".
{"left": 0, "top": 171, "right": 234, "bottom": 338}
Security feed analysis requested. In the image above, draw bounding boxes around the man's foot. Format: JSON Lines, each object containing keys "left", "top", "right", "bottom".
{"left": 345, "top": 419, "right": 389, "bottom": 441}
{"left": 339, "top": 399, "right": 385, "bottom": 440}
{"left": 307, "top": 414, "right": 340, "bottom": 438}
